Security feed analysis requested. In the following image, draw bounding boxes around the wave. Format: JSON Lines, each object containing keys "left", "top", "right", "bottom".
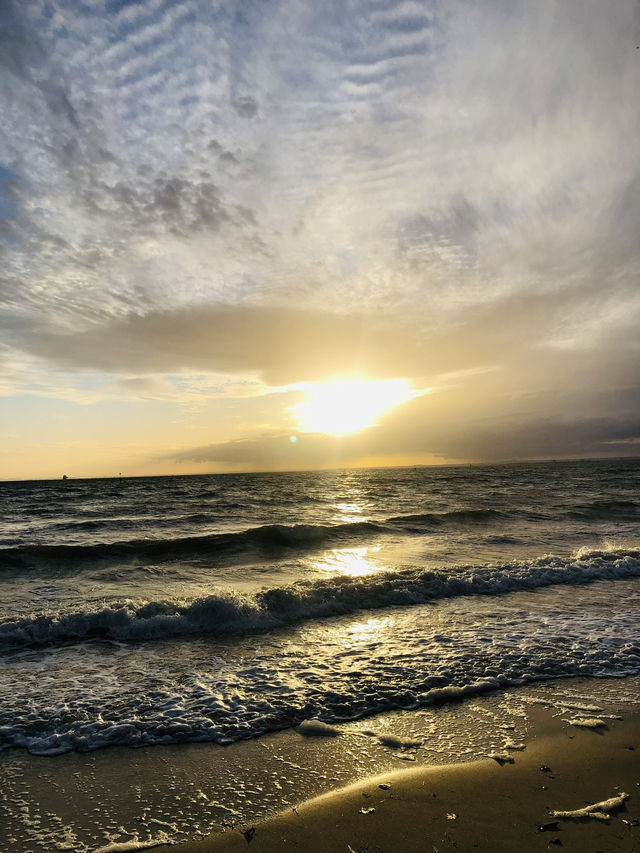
{"left": 567, "top": 499, "right": 640, "bottom": 521}
{"left": 0, "top": 520, "right": 387, "bottom": 571}
{"left": 0, "top": 508, "right": 514, "bottom": 571}
{"left": 1, "top": 547, "right": 638, "bottom": 651}
{"left": 386, "top": 508, "right": 506, "bottom": 530}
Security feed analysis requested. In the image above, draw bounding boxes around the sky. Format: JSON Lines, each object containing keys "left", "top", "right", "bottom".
{"left": 1, "top": 0, "right": 639, "bottom": 479}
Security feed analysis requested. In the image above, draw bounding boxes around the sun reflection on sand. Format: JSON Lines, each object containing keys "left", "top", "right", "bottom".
{"left": 314, "top": 545, "right": 383, "bottom": 577}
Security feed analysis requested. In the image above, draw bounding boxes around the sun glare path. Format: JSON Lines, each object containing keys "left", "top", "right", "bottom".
{"left": 290, "top": 377, "right": 427, "bottom": 436}
{"left": 314, "top": 545, "right": 383, "bottom": 577}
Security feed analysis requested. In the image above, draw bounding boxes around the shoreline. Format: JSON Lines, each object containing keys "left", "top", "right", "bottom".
{"left": 2, "top": 675, "right": 639, "bottom": 852}
{"left": 161, "top": 701, "right": 640, "bottom": 853}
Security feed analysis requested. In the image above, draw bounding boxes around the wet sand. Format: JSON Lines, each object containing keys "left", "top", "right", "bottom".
{"left": 3, "top": 678, "right": 639, "bottom": 852}
{"left": 158, "top": 703, "right": 640, "bottom": 853}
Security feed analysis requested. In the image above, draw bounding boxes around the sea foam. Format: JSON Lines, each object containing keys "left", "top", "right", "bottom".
{"left": 1, "top": 547, "right": 639, "bottom": 651}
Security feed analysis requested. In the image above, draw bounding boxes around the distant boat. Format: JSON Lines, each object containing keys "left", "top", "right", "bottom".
{"left": 62, "top": 474, "right": 68, "bottom": 480}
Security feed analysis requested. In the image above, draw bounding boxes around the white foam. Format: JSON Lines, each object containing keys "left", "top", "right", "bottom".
{"left": 3, "top": 546, "right": 640, "bottom": 651}
{"left": 558, "top": 702, "right": 603, "bottom": 713}
{"left": 488, "top": 752, "right": 515, "bottom": 764}
{"left": 566, "top": 717, "right": 608, "bottom": 728}
{"left": 1, "top": 569, "right": 639, "bottom": 755}
{"left": 93, "top": 832, "right": 171, "bottom": 852}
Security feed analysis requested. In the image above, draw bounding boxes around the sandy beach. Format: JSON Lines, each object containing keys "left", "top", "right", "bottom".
{"left": 2, "top": 676, "right": 639, "bottom": 851}
{"left": 160, "top": 697, "right": 639, "bottom": 853}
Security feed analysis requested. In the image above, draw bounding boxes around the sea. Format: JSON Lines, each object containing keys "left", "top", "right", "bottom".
{"left": 1, "top": 457, "right": 639, "bottom": 760}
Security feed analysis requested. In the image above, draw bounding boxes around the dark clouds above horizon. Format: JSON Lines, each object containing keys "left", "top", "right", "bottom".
{"left": 1, "top": 0, "right": 639, "bottom": 474}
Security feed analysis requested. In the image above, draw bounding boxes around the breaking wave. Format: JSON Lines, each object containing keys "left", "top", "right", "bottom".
{"left": 2, "top": 547, "right": 639, "bottom": 651}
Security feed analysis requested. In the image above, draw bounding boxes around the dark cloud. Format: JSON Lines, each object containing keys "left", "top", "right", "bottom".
{"left": 37, "top": 79, "right": 79, "bottom": 128}
{"left": 0, "top": 1, "right": 46, "bottom": 80}
{"left": 0, "top": 166, "right": 21, "bottom": 222}
{"left": 232, "top": 96, "right": 258, "bottom": 118}
{"left": 375, "top": 395, "right": 640, "bottom": 463}
{"left": 167, "top": 410, "right": 640, "bottom": 471}
{"left": 103, "top": 175, "right": 231, "bottom": 237}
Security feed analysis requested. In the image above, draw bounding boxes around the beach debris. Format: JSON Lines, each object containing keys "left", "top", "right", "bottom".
{"left": 446, "top": 813, "right": 458, "bottom": 821}
{"left": 551, "top": 791, "right": 629, "bottom": 821}
{"left": 360, "top": 807, "right": 376, "bottom": 815}
{"left": 538, "top": 822, "right": 560, "bottom": 832}
{"left": 540, "top": 765, "right": 552, "bottom": 773}
{"left": 296, "top": 719, "right": 341, "bottom": 737}
{"left": 622, "top": 817, "right": 639, "bottom": 826}
{"left": 243, "top": 827, "right": 256, "bottom": 842}
{"left": 489, "top": 752, "right": 514, "bottom": 765}
{"left": 565, "top": 717, "right": 608, "bottom": 729}
{"left": 548, "top": 839, "right": 563, "bottom": 846}
{"left": 378, "top": 783, "right": 391, "bottom": 790}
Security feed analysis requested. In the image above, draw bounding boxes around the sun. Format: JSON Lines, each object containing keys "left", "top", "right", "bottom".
{"left": 290, "top": 377, "right": 427, "bottom": 436}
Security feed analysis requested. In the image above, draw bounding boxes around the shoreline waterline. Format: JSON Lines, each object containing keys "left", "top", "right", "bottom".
{"left": 163, "top": 699, "right": 640, "bottom": 853}
{"left": 3, "top": 675, "right": 639, "bottom": 852}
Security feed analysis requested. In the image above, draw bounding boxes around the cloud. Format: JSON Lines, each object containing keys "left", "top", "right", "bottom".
{"left": 109, "top": 375, "right": 175, "bottom": 398}
{"left": 2, "top": 0, "right": 638, "bottom": 327}
{"left": 4, "top": 304, "right": 422, "bottom": 384}
{"left": 104, "top": 175, "right": 232, "bottom": 237}
{"left": 232, "top": 96, "right": 259, "bottom": 118}
{"left": 4, "top": 271, "right": 639, "bottom": 408}
{"left": 167, "top": 408, "right": 640, "bottom": 471}
{"left": 1, "top": 0, "right": 639, "bottom": 470}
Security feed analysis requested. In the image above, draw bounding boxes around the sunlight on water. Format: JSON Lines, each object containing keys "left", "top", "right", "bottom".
{"left": 345, "top": 615, "right": 396, "bottom": 646}
{"left": 314, "top": 545, "right": 383, "bottom": 577}
{"left": 331, "top": 501, "right": 370, "bottom": 523}
{"left": 1, "top": 459, "right": 640, "bottom": 761}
